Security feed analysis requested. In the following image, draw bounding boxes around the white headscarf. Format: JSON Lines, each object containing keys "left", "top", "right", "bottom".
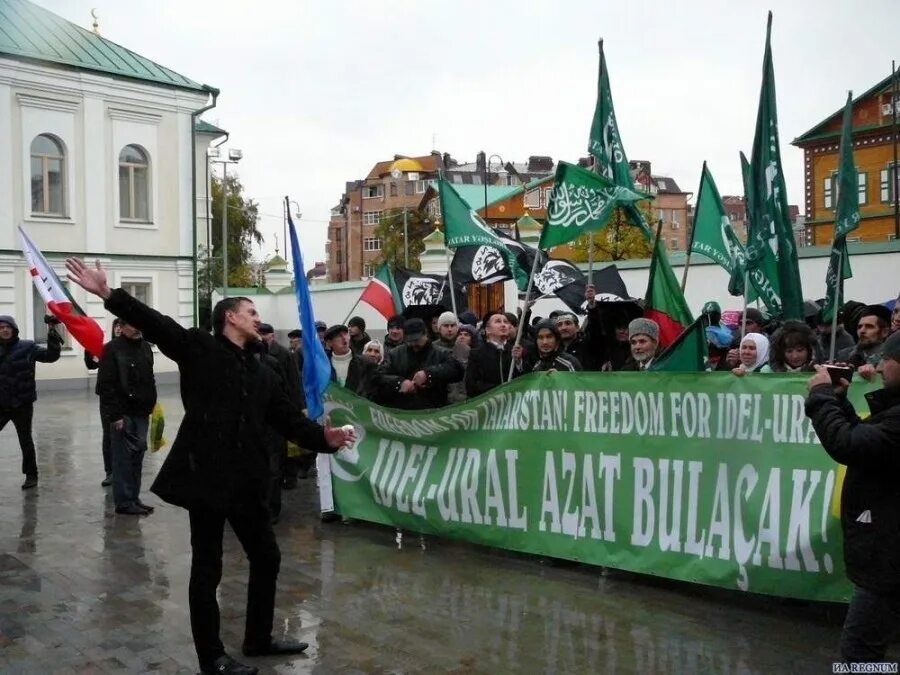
{"left": 363, "top": 339, "right": 384, "bottom": 364}
{"left": 740, "top": 332, "right": 770, "bottom": 372}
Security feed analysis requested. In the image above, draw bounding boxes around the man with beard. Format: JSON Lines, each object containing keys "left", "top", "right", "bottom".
{"left": 374, "top": 318, "right": 463, "bottom": 410}
{"left": 838, "top": 305, "right": 891, "bottom": 374}
{"left": 65, "top": 257, "right": 354, "bottom": 675}
{"left": 621, "top": 318, "right": 660, "bottom": 371}
{"left": 555, "top": 312, "right": 599, "bottom": 372}
{"left": 384, "top": 315, "right": 405, "bottom": 351}
{"left": 347, "top": 316, "right": 370, "bottom": 356}
{"left": 435, "top": 311, "right": 459, "bottom": 350}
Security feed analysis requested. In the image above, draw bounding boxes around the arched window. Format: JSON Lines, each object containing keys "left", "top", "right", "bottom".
{"left": 119, "top": 144, "right": 150, "bottom": 221}
{"left": 30, "top": 134, "right": 66, "bottom": 216}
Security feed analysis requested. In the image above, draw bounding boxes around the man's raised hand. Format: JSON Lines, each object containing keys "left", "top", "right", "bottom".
{"left": 66, "top": 258, "right": 112, "bottom": 300}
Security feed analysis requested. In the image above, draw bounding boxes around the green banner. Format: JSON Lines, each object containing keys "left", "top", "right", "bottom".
{"left": 324, "top": 373, "right": 875, "bottom": 603}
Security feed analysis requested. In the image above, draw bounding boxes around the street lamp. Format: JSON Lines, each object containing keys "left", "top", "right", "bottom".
{"left": 208, "top": 147, "right": 242, "bottom": 297}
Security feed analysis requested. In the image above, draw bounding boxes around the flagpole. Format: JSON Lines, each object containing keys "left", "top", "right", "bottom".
{"left": 681, "top": 160, "right": 705, "bottom": 293}
{"left": 341, "top": 298, "right": 363, "bottom": 326}
{"left": 445, "top": 243, "right": 458, "bottom": 316}
{"left": 506, "top": 248, "right": 543, "bottom": 381}
{"left": 829, "top": 246, "right": 843, "bottom": 363}
{"left": 740, "top": 268, "right": 750, "bottom": 340}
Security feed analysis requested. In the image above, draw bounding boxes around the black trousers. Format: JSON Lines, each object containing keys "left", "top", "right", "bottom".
{"left": 188, "top": 498, "right": 281, "bottom": 668}
{"left": 0, "top": 404, "right": 37, "bottom": 477}
{"left": 100, "top": 408, "right": 112, "bottom": 475}
{"left": 840, "top": 584, "right": 900, "bottom": 663}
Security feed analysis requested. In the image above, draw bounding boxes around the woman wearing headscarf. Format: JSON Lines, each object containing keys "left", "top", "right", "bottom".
{"left": 731, "top": 332, "right": 770, "bottom": 376}
{"left": 362, "top": 340, "right": 384, "bottom": 365}
{"left": 761, "top": 321, "right": 819, "bottom": 373}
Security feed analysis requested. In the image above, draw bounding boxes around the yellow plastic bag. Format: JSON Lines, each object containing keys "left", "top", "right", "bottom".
{"left": 150, "top": 403, "right": 167, "bottom": 452}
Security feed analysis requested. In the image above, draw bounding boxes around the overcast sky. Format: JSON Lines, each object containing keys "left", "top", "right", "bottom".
{"left": 42, "top": 0, "right": 899, "bottom": 268}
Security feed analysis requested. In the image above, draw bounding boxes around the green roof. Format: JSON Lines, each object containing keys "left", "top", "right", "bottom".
{"left": 195, "top": 119, "right": 227, "bottom": 136}
{"left": 0, "top": 0, "right": 209, "bottom": 93}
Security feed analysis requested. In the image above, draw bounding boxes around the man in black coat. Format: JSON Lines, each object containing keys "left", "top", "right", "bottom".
{"left": 324, "top": 325, "right": 374, "bottom": 397}
{"left": 805, "top": 331, "right": 900, "bottom": 664}
{"left": 466, "top": 311, "right": 515, "bottom": 398}
{"left": 65, "top": 257, "right": 354, "bottom": 675}
{"left": 374, "top": 318, "right": 463, "bottom": 410}
{"left": 98, "top": 318, "right": 157, "bottom": 516}
{"left": 0, "top": 314, "right": 62, "bottom": 489}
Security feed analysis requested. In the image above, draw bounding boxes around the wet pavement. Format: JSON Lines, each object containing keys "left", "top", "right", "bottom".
{"left": 1, "top": 385, "right": 850, "bottom": 674}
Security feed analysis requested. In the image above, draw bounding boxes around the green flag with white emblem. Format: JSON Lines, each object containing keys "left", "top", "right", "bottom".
{"left": 822, "top": 92, "right": 860, "bottom": 324}
{"left": 747, "top": 12, "right": 804, "bottom": 320}
{"left": 588, "top": 40, "right": 633, "bottom": 187}
{"left": 540, "top": 162, "right": 647, "bottom": 250}
{"left": 439, "top": 179, "right": 528, "bottom": 289}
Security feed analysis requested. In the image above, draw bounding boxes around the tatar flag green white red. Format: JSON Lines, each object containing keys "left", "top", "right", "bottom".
{"left": 19, "top": 226, "right": 105, "bottom": 358}
{"left": 359, "top": 263, "right": 404, "bottom": 319}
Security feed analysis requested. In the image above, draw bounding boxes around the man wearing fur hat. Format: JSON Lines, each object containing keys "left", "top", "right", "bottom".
{"left": 620, "top": 318, "right": 660, "bottom": 371}
{"left": 0, "top": 315, "right": 62, "bottom": 489}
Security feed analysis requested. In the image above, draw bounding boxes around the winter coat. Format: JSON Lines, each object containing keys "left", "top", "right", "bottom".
{"left": 329, "top": 352, "right": 375, "bottom": 398}
{"left": 818, "top": 327, "right": 855, "bottom": 360}
{"left": 349, "top": 331, "right": 371, "bottom": 356}
{"left": 465, "top": 341, "right": 514, "bottom": 398}
{"left": 103, "top": 289, "right": 332, "bottom": 511}
{"left": 837, "top": 342, "right": 884, "bottom": 368}
{"left": 805, "top": 384, "right": 900, "bottom": 594}
{"left": 530, "top": 351, "right": 582, "bottom": 373}
{"left": 267, "top": 340, "right": 303, "bottom": 408}
{"left": 374, "top": 342, "right": 463, "bottom": 410}
{"left": 97, "top": 335, "right": 157, "bottom": 420}
{"left": 561, "top": 333, "right": 601, "bottom": 372}
{"left": 0, "top": 316, "right": 62, "bottom": 408}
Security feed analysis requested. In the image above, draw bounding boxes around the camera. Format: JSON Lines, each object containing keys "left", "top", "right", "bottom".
{"left": 824, "top": 364, "right": 854, "bottom": 385}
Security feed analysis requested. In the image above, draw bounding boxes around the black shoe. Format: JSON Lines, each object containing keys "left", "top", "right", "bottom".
{"left": 242, "top": 638, "right": 309, "bottom": 657}
{"left": 320, "top": 511, "right": 341, "bottom": 523}
{"left": 136, "top": 500, "right": 155, "bottom": 514}
{"left": 101, "top": 472, "right": 112, "bottom": 487}
{"left": 201, "top": 653, "right": 259, "bottom": 675}
{"left": 115, "top": 505, "right": 148, "bottom": 516}
{"left": 282, "top": 477, "right": 297, "bottom": 490}
{"left": 21, "top": 476, "right": 38, "bottom": 490}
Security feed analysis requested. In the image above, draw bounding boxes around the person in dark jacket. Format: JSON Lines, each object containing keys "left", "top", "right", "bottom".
{"left": 347, "top": 316, "right": 370, "bottom": 356}
{"left": 0, "top": 314, "right": 62, "bottom": 490}
{"left": 816, "top": 309, "right": 855, "bottom": 359}
{"left": 85, "top": 318, "right": 121, "bottom": 487}
{"left": 435, "top": 311, "right": 459, "bottom": 350}
{"left": 65, "top": 257, "right": 354, "bottom": 675}
{"left": 98, "top": 319, "right": 157, "bottom": 516}
{"left": 466, "top": 311, "right": 516, "bottom": 397}
{"left": 374, "top": 318, "right": 463, "bottom": 410}
{"left": 837, "top": 305, "right": 891, "bottom": 373}
{"left": 805, "top": 331, "right": 900, "bottom": 665}
{"left": 555, "top": 312, "right": 600, "bottom": 372}
{"left": 514, "top": 320, "right": 581, "bottom": 375}
{"left": 383, "top": 315, "right": 405, "bottom": 351}
{"left": 324, "top": 325, "right": 374, "bottom": 397}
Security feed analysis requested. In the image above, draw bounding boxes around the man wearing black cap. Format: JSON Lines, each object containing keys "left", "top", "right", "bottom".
{"left": 374, "top": 318, "right": 463, "bottom": 410}
{"left": 384, "top": 315, "right": 405, "bottom": 351}
{"left": 837, "top": 305, "right": 891, "bottom": 373}
{"left": 347, "top": 316, "right": 370, "bottom": 356}
{"left": 805, "top": 330, "right": 900, "bottom": 665}
{"left": 323, "top": 325, "right": 373, "bottom": 396}
{"left": 314, "top": 321, "right": 327, "bottom": 348}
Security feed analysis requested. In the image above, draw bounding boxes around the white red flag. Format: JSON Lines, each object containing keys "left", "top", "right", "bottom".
{"left": 19, "top": 226, "right": 105, "bottom": 358}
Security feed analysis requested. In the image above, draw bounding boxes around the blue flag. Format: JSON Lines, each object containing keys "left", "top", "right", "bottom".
{"left": 287, "top": 200, "right": 330, "bottom": 420}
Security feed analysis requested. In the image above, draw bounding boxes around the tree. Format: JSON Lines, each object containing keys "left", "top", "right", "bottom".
{"left": 568, "top": 201, "right": 655, "bottom": 262}
{"left": 373, "top": 208, "right": 435, "bottom": 271}
{"left": 197, "top": 174, "right": 263, "bottom": 327}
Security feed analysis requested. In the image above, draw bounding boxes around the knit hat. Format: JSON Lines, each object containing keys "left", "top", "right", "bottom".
{"left": 534, "top": 319, "right": 562, "bottom": 343}
{"left": 458, "top": 311, "right": 477, "bottom": 326}
{"left": 457, "top": 324, "right": 480, "bottom": 346}
{"left": 348, "top": 316, "right": 366, "bottom": 331}
{"left": 438, "top": 311, "right": 458, "bottom": 326}
{"left": 883, "top": 330, "right": 900, "bottom": 361}
{"left": 628, "top": 317, "right": 659, "bottom": 341}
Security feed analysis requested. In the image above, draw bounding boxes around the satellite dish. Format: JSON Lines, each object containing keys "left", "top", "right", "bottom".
{"left": 391, "top": 168, "right": 402, "bottom": 180}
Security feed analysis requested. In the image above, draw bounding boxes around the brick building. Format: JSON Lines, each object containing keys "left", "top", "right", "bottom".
{"left": 792, "top": 70, "right": 900, "bottom": 245}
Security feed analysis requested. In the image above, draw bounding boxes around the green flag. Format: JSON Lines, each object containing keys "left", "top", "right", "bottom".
{"left": 742, "top": 151, "right": 783, "bottom": 315}
{"left": 822, "top": 92, "right": 860, "bottom": 324}
{"left": 588, "top": 40, "right": 633, "bottom": 187}
{"left": 649, "top": 318, "right": 708, "bottom": 372}
{"left": 747, "top": 12, "right": 804, "bottom": 320}
{"left": 540, "top": 162, "right": 647, "bottom": 250}
{"left": 439, "top": 179, "right": 529, "bottom": 289}
{"left": 689, "top": 162, "right": 756, "bottom": 301}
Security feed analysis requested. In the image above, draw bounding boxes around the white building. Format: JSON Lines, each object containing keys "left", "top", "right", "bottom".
{"left": 0, "top": 0, "right": 224, "bottom": 388}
